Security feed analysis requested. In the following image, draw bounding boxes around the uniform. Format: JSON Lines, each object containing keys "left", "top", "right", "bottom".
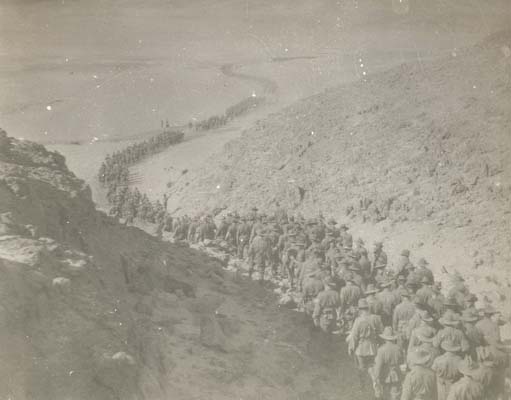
{"left": 313, "top": 286, "right": 340, "bottom": 333}
{"left": 431, "top": 352, "right": 462, "bottom": 400}
{"left": 416, "top": 286, "right": 435, "bottom": 307}
{"left": 377, "top": 288, "right": 399, "bottom": 327}
{"left": 236, "top": 221, "right": 251, "bottom": 258}
{"left": 395, "top": 254, "right": 413, "bottom": 278}
{"left": 372, "top": 249, "right": 388, "bottom": 272}
{"left": 348, "top": 312, "right": 383, "bottom": 370}
{"left": 401, "top": 365, "right": 437, "bottom": 400}
{"left": 433, "top": 326, "right": 470, "bottom": 354}
{"left": 409, "top": 325, "right": 437, "bottom": 354}
{"left": 446, "top": 376, "right": 483, "bottom": 400}
{"left": 414, "top": 267, "right": 435, "bottom": 285}
{"left": 248, "top": 234, "right": 270, "bottom": 280}
{"left": 393, "top": 298, "right": 415, "bottom": 348}
{"left": 302, "top": 277, "right": 324, "bottom": 316}
{"left": 463, "top": 324, "right": 484, "bottom": 361}
{"left": 372, "top": 340, "right": 404, "bottom": 400}
{"left": 367, "top": 295, "right": 385, "bottom": 318}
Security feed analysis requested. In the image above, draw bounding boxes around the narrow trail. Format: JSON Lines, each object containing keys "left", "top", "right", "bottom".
{"left": 220, "top": 63, "right": 279, "bottom": 96}
{"left": 160, "top": 236, "right": 375, "bottom": 400}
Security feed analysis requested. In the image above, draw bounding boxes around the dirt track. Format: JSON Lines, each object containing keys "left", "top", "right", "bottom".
{"left": 221, "top": 63, "right": 279, "bottom": 96}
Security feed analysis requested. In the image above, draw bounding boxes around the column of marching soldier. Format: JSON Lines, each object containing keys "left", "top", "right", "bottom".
{"left": 169, "top": 207, "right": 509, "bottom": 400}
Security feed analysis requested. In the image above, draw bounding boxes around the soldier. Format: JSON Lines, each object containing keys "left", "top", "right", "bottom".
{"left": 473, "top": 346, "right": 495, "bottom": 399}
{"left": 395, "top": 249, "right": 414, "bottom": 278}
{"left": 475, "top": 305, "right": 501, "bottom": 344}
{"left": 372, "top": 241, "right": 388, "bottom": 275}
{"left": 446, "top": 359, "right": 483, "bottom": 400}
{"left": 392, "top": 289, "right": 415, "bottom": 350}
{"left": 394, "top": 275, "right": 408, "bottom": 298}
{"left": 274, "top": 201, "right": 287, "bottom": 223}
{"left": 339, "top": 274, "right": 363, "bottom": 333}
{"left": 216, "top": 214, "right": 230, "bottom": 239}
{"left": 302, "top": 272, "right": 324, "bottom": 317}
{"left": 485, "top": 340, "right": 509, "bottom": 400}
{"left": 433, "top": 313, "right": 470, "bottom": 354}
{"left": 249, "top": 214, "right": 266, "bottom": 244}
{"left": 265, "top": 224, "right": 281, "bottom": 277}
{"left": 358, "top": 249, "right": 372, "bottom": 281}
{"left": 339, "top": 224, "right": 353, "bottom": 249}
{"left": 285, "top": 236, "right": 306, "bottom": 288}
{"left": 442, "top": 297, "right": 461, "bottom": 320}
{"left": 401, "top": 348, "right": 437, "bottom": 400}
{"left": 447, "top": 273, "right": 469, "bottom": 308}
{"left": 354, "top": 238, "right": 367, "bottom": 258}
{"left": 413, "top": 258, "right": 435, "bottom": 285}
{"left": 377, "top": 279, "right": 399, "bottom": 327}
{"left": 297, "top": 246, "right": 324, "bottom": 291}
{"left": 431, "top": 340, "right": 463, "bottom": 400}
{"left": 429, "top": 283, "right": 446, "bottom": 320}
{"left": 347, "top": 298, "right": 383, "bottom": 389}
{"left": 323, "top": 218, "right": 339, "bottom": 242}
{"left": 236, "top": 216, "right": 252, "bottom": 259}
{"left": 408, "top": 311, "right": 437, "bottom": 356}
{"left": 366, "top": 284, "right": 385, "bottom": 318}
{"left": 325, "top": 240, "right": 341, "bottom": 274}
{"left": 224, "top": 213, "right": 240, "bottom": 247}
{"left": 163, "top": 213, "right": 173, "bottom": 232}
{"left": 371, "top": 327, "right": 404, "bottom": 400}
{"left": 414, "top": 330, "right": 441, "bottom": 369}
{"left": 247, "top": 228, "right": 270, "bottom": 282}
{"left": 248, "top": 206, "right": 258, "bottom": 221}
{"left": 416, "top": 276, "right": 435, "bottom": 307}
{"left": 373, "top": 263, "right": 388, "bottom": 287}
{"left": 313, "top": 277, "right": 340, "bottom": 333}
{"left": 406, "top": 298, "right": 429, "bottom": 343}
{"left": 461, "top": 309, "right": 483, "bottom": 362}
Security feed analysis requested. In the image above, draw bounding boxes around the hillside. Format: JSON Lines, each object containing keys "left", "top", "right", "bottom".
{"left": 0, "top": 130, "right": 374, "bottom": 399}
{"left": 168, "top": 32, "right": 511, "bottom": 310}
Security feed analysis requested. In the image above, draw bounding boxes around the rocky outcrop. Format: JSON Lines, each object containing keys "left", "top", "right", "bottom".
{"left": 0, "top": 131, "right": 371, "bottom": 400}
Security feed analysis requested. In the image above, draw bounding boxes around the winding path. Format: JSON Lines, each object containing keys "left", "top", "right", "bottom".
{"left": 220, "top": 63, "right": 278, "bottom": 96}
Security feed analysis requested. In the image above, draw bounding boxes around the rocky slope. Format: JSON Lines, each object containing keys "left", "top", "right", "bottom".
{"left": 168, "top": 31, "right": 511, "bottom": 313}
{"left": 0, "top": 130, "right": 373, "bottom": 399}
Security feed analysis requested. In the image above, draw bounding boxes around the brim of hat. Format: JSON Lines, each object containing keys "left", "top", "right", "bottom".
{"left": 458, "top": 366, "right": 477, "bottom": 377}
{"left": 417, "top": 335, "right": 434, "bottom": 343}
{"left": 439, "top": 318, "right": 459, "bottom": 326}
{"left": 462, "top": 316, "right": 479, "bottom": 322}
{"left": 365, "top": 289, "right": 378, "bottom": 295}
{"left": 420, "top": 317, "right": 434, "bottom": 322}
{"left": 441, "top": 344, "right": 462, "bottom": 352}
{"left": 410, "top": 355, "right": 431, "bottom": 366}
{"left": 379, "top": 334, "right": 397, "bottom": 340}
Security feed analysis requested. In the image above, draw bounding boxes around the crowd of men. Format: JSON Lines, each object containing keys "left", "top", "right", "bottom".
{"left": 169, "top": 206, "right": 509, "bottom": 400}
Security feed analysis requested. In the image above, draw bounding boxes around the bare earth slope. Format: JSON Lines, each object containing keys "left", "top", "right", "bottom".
{"left": 0, "top": 132, "right": 372, "bottom": 400}
{"left": 170, "top": 32, "right": 511, "bottom": 311}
